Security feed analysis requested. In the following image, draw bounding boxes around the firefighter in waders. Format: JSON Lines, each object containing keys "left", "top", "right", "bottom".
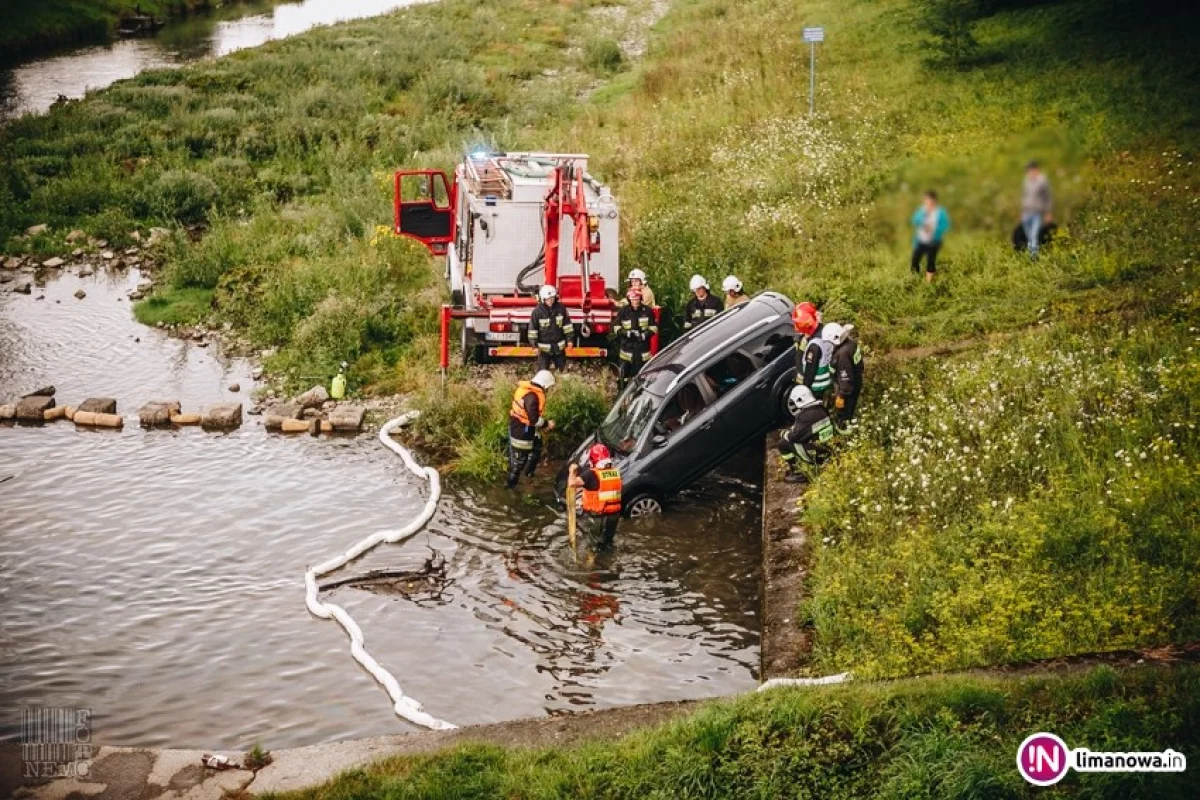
{"left": 683, "top": 274, "right": 723, "bottom": 330}
{"left": 528, "top": 285, "right": 574, "bottom": 371}
{"left": 791, "top": 301, "right": 834, "bottom": 399}
{"left": 568, "top": 443, "right": 623, "bottom": 546}
{"left": 614, "top": 286, "right": 657, "bottom": 389}
{"left": 777, "top": 385, "right": 835, "bottom": 484}
{"left": 822, "top": 322, "right": 865, "bottom": 428}
{"left": 507, "top": 370, "right": 556, "bottom": 489}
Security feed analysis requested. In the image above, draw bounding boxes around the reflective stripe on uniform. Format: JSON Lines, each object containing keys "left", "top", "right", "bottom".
{"left": 582, "top": 467, "right": 622, "bottom": 515}
{"left": 509, "top": 436, "right": 534, "bottom": 450}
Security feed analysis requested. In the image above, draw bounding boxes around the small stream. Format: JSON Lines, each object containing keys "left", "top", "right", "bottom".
{"left": 1, "top": 0, "right": 423, "bottom": 120}
{"left": 0, "top": 268, "right": 762, "bottom": 749}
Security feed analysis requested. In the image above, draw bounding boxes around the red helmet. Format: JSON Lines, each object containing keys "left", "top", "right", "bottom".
{"left": 588, "top": 443, "right": 613, "bottom": 467}
{"left": 791, "top": 302, "right": 820, "bottom": 336}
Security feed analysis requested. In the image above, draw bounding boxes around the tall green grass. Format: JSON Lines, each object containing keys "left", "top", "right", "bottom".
{"left": 268, "top": 664, "right": 1200, "bottom": 799}
{"left": 802, "top": 315, "right": 1200, "bottom": 677}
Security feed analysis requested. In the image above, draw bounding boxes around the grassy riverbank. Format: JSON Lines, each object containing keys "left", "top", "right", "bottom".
{"left": 271, "top": 664, "right": 1200, "bottom": 799}
{"left": 0, "top": 1, "right": 280, "bottom": 60}
{"left": 1, "top": 0, "right": 1197, "bottom": 693}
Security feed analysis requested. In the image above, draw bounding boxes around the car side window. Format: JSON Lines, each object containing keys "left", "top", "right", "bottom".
{"left": 748, "top": 330, "right": 793, "bottom": 364}
{"left": 656, "top": 381, "right": 709, "bottom": 435}
{"left": 702, "top": 352, "right": 757, "bottom": 397}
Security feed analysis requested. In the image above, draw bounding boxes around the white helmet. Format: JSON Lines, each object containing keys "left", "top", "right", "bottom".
{"left": 689, "top": 274, "right": 709, "bottom": 292}
{"left": 722, "top": 275, "right": 743, "bottom": 293}
{"left": 627, "top": 268, "right": 647, "bottom": 283}
{"left": 532, "top": 370, "right": 556, "bottom": 389}
{"left": 787, "top": 385, "right": 818, "bottom": 416}
{"left": 822, "top": 322, "right": 844, "bottom": 345}
{"left": 538, "top": 284, "right": 557, "bottom": 302}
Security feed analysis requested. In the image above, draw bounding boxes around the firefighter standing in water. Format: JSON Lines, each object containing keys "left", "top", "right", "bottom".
{"left": 722, "top": 275, "right": 749, "bottom": 308}
{"left": 528, "top": 285, "right": 574, "bottom": 371}
{"left": 792, "top": 301, "right": 834, "bottom": 398}
{"left": 614, "top": 287, "right": 657, "bottom": 389}
{"left": 568, "top": 443, "right": 623, "bottom": 546}
{"left": 507, "top": 370, "right": 556, "bottom": 489}
{"left": 822, "top": 322, "right": 865, "bottom": 427}
{"left": 683, "top": 275, "right": 723, "bottom": 330}
{"left": 777, "top": 385, "right": 836, "bottom": 483}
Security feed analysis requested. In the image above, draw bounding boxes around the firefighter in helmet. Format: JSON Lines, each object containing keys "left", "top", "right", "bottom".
{"left": 722, "top": 275, "right": 748, "bottom": 308}
{"left": 791, "top": 301, "right": 834, "bottom": 398}
{"left": 528, "top": 284, "right": 574, "bottom": 371}
{"left": 568, "top": 443, "right": 623, "bottom": 546}
{"left": 777, "top": 385, "right": 836, "bottom": 483}
{"left": 614, "top": 286, "right": 657, "bottom": 389}
{"left": 822, "top": 322, "right": 865, "bottom": 427}
{"left": 624, "top": 268, "right": 656, "bottom": 308}
{"left": 683, "top": 274, "right": 723, "bottom": 330}
{"left": 507, "top": 369, "right": 556, "bottom": 489}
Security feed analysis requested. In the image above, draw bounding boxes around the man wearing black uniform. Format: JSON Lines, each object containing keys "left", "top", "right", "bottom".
{"left": 824, "top": 322, "right": 864, "bottom": 427}
{"left": 528, "top": 284, "right": 574, "bottom": 371}
{"left": 683, "top": 274, "right": 723, "bottom": 331}
{"left": 614, "top": 287, "right": 657, "bottom": 389}
{"left": 776, "top": 385, "right": 836, "bottom": 483}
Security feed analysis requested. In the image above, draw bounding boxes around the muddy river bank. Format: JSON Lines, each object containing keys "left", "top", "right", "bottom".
{"left": 0, "top": 267, "right": 763, "bottom": 750}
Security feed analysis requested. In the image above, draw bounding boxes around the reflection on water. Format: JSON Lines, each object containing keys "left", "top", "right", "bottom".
{"left": 1, "top": 0, "right": 421, "bottom": 119}
{"left": 0, "top": 269, "right": 761, "bottom": 748}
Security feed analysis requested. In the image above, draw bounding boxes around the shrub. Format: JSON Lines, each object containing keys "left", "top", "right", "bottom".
{"left": 584, "top": 37, "right": 625, "bottom": 74}
{"left": 138, "top": 169, "right": 221, "bottom": 224}
{"left": 919, "top": 0, "right": 982, "bottom": 69}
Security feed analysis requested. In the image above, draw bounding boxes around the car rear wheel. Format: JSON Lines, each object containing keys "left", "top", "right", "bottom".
{"left": 625, "top": 492, "right": 663, "bottom": 518}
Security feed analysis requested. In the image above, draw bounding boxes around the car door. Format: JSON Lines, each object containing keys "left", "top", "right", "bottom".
{"left": 642, "top": 378, "right": 724, "bottom": 494}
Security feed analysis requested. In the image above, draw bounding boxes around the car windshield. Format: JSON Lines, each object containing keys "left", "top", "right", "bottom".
{"left": 598, "top": 380, "right": 664, "bottom": 454}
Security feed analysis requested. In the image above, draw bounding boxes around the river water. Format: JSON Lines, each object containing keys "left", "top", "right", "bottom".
{"left": 0, "top": 267, "right": 762, "bottom": 749}
{"left": 1, "top": 0, "right": 423, "bottom": 120}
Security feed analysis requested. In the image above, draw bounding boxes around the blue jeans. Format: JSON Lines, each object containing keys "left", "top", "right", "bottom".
{"left": 1022, "top": 213, "right": 1042, "bottom": 257}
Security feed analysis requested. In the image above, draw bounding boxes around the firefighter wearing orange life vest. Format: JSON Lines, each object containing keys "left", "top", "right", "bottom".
{"left": 568, "top": 442, "right": 623, "bottom": 545}
{"left": 507, "top": 370, "right": 557, "bottom": 489}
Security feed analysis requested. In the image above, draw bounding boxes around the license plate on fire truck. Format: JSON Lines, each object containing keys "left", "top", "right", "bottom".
{"left": 486, "top": 331, "right": 521, "bottom": 342}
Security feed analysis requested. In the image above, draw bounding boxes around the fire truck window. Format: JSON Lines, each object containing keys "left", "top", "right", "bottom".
{"left": 658, "top": 382, "right": 708, "bottom": 434}
{"left": 432, "top": 174, "right": 450, "bottom": 209}
{"left": 399, "top": 174, "right": 432, "bottom": 203}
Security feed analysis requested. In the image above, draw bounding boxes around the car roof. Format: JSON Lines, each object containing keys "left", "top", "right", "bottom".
{"left": 637, "top": 291, "right": 794, "bottom": 394}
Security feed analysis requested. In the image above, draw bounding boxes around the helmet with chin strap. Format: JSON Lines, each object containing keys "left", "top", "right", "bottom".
{"left": 787, "top": 385, "right": 819, "bottom": 416}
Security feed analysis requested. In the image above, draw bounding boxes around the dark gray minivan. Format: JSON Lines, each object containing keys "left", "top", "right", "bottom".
{"left": 558, "top": 291, "right": 797, "bottom": 515}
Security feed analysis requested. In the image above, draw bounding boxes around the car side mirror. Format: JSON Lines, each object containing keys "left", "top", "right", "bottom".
{"left": 652, "top": 434, "right": 668, "bottom": 449}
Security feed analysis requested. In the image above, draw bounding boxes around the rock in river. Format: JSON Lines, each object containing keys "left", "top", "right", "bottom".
{"left": 42, "top": 257, "right": 66, "bottom": 269}
{"left": 138, "top": 400, "right": 180, "bottom": 428}
{"left": 15, "top": 395, "right": 55, "bottom": 421}
{"left": 12, "top": 281, "right": 32, "bottom": 294}
{"left": 264, "top": 403, "right": 301, "bottom": 431}
{"left": 201, "top": 402, "right": 242, "bottom": 430}
{"left": 296, "top": 385, "right": 329, "bottom": 410}
{"left": 74, "top": 289, "right": 86, "bottom": 300}
{"left": 329, "top": 406, "right": 366, "bottom": 432}
{"left": 78, "top": 397, "right": 117, "bottom": 415}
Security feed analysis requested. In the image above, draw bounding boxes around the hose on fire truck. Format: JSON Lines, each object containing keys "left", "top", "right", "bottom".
{"left": 303, "top": 412, "right": 456, "bottom": 731}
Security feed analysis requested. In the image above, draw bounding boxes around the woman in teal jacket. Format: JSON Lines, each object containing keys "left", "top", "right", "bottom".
{"left": 910, "top": 190, "right": 950, "bottom": 283}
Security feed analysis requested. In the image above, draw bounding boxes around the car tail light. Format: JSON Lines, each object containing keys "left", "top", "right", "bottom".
{"left": 489, "top": 320, "right": 511, "bottom": 332}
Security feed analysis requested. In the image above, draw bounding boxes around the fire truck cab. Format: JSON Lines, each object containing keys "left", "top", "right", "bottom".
{"left": 395, "top": 152, "right": 640, "bottom": 368}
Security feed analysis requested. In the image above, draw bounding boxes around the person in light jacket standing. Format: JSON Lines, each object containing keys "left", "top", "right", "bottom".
{"left": 1021, "top": 160, "right": 1052, "bottom": 259}
{"left": 910, "top": 190, "right": 950, "bottom": 283}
